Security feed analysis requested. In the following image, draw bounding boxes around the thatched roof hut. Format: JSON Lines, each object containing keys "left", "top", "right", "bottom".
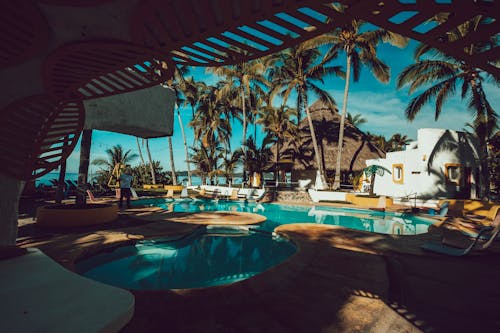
{"left": 277, "top": 100, "right": 385, "bottom": 182}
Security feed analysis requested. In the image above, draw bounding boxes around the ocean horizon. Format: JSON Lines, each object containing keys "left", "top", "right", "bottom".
{"left": 35, "top": 172, "right": 243, "bottom": 187}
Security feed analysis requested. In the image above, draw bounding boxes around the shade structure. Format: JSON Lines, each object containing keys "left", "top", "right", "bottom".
{"left": 0, "top": 0, "right": 498, "bottom": 180}
{"left": 83, "top": 85, "right": 175, "bottom": 139}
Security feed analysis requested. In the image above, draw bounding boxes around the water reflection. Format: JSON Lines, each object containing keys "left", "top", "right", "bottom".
{"left": 306, "top": 206, "right": 429, "bottom": 235}
{"left": 78, "top": 231, "right": 296, "bottom": 290}
{"left": 133, "top": 198, "right": 432, "bottom": 235}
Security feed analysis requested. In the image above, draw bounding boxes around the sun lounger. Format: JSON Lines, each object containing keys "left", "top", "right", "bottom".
{"left": 298, "top": 179, "right": 312, "bottom": 191}
{"left": 86, "top": 189, "right": 98, "bottom": 202}
{"left": 421, "top": 211, "right": 500, "bottom": 256}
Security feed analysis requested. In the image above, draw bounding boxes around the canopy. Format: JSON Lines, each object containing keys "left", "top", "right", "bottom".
{"left": 83, "top": 85, "right": 175, "bottom": 138}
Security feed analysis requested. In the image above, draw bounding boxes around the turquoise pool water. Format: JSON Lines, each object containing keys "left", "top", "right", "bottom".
{"left": 77, "top": 227, "right": 296, "bottom": 290}
{"left": 133, "top": 198, "right": 433, "bottom": 235}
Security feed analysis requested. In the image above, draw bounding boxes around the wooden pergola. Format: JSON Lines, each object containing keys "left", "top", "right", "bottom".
{"left": 0, "top": 0, "right": 498, "bottom": 244}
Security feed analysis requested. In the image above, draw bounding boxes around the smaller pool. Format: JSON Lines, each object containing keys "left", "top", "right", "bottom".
{"left": 76, "top": 227, "right": 296, "bottom": 290}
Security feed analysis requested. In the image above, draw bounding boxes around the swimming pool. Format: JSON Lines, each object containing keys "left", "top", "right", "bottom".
{"left": 76, "top": 227, "right": 296, "bottom": 290}
{"left": 133, "top": 198, "right": 433, "bottom": 235}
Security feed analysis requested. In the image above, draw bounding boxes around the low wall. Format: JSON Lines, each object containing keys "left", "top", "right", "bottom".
{"left": 275, "top": 190, "right": 311, "bottom": 202}
{"left": 441, "top": 199, "right": 500, "bottom": 219}
{"left": 345, "top": 194, "right": 393, "bottom": 208}
{"left": 164, "top": 185, "right": 184, "bottom": 192}
{"left": 142, "top": 184, "right": 164, "bottom": 190}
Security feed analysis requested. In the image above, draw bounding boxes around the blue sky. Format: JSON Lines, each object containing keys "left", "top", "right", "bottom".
{"left": 63, "top": 39, "right": 499, "bottom": 174}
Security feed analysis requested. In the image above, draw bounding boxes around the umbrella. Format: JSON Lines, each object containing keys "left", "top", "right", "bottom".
{"left": 363, "top": 165, "right": 391, "bottom": 196}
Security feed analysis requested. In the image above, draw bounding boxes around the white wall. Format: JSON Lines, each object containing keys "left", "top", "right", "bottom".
{"left": 367, "top": 128, "right": 480, "bottom": 199}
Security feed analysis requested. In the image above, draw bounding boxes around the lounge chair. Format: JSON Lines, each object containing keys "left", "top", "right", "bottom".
{"left": 426, "top": 201, "right": 449, "bottom": 217}
{"left": 297, "top": 179, "right": 312, "bottom": 191}
{"left": 86, "top": 190, "right": 99, "bottom": 202}
{"left": 421, "top": 211, "right": 500, "bottom": 256}
{"left": 228, "top": 189, "right": 239, "bottom": 200}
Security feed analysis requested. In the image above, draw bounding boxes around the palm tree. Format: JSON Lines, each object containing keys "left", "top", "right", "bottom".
{"left": 238, "top": 136, "right": 273, "bottom": 186}
{"left": 92, "top": 144, "right": 138, "bottom": 172}
{"left": 220, "top": 151, "right": 242, "bottom": 185}
{"left": 268, "top": 43, "right": 342, "bottom": 186}
{"left": 189, "top": 144, "right": 224, "bottom": 185}
{"left": 347, "top": 113, "right": 367, "bottom": 127}
{"left": 388, "top": 133, "right": 411, "bottom": 152}
{"left": 207, "top": 58, "right": 267, "bottom": 149}
{"left": 311, "top": 18, "right": 407, "bottom": 188}
{"left": 189, "top": 83, "right": 232, "bottom": 153}
{"left": 397, "top": 15, "right": 498, "bottom": 197}
{"left": 256, "top": 105, "right": 297, "bottom": 183}
{"left": 165, "top": 66, "right": 192, "bottom": 186}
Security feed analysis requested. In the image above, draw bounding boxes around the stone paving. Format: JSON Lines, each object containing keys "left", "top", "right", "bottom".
{"left": 13, "top": 199, "right": 500, "bottom": 332}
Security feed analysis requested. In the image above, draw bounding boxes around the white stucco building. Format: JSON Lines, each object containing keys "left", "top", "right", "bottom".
{"left": 366, "top": 128, "right": 482, "bottom": 199}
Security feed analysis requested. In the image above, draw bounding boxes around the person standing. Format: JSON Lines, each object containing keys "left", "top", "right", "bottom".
{"left": 118, "top": 165, "right": 133, "bottom": 209}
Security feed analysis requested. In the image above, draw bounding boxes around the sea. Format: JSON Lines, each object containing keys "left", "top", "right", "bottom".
{"left": 35, "top": 172, "right": 242, "bottom": 187}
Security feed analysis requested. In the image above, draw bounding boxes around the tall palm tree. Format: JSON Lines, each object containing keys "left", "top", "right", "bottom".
{"left": 268, "top": 43, "right": 342, "bottom": 186}
{"left": 165, "top": 66, "right": 192, "bottom": 186}
{"left": 207, "top": 58, "right": 267, "bottom": 150}
{"left": 397, "top": 15, "right": 498, "bottom": 197}
{"left": 311, "top": 18, "right": 407, "bottom": 188}
{"left": 189, "top": 83, "right": 232, "bottom": 153}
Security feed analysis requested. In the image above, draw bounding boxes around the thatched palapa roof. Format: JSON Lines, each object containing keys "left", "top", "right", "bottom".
{"left": 279, "top": 100, "right": 385, "bottom": 174}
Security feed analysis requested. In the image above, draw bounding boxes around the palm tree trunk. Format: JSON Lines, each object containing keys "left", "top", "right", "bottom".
{"left": 241, "top": 88, "right": 248, "bottom": 183}
{"left": 333, "top": 54, "right": 352, "bottom": 189}
{"left": 55, "top": 159, "right": 67, "bottom": 204}
{"left": 145, "top": 139, "right": 156, "bottom": 185}
{"left": 275, "top": 140, "right": 280, "bottom": 185}
{"left": 55, "top": 136, "right": 69, "bottom": 204}
{"left": 191, "top": 105, "right": 197, "bottom": 147}
{"left": 305, "top": 106, "right": 326, "bottom": 188}
{"left": 136, "top": 137, "right": 147, "bottom": 183}
{"left": 177, "top": 109, "right": 192, "bottom": 186}
{"left": 76, "top": 129, "right": 92, "bottom": 206}
{"left": 168, "top": 136, "right": 177, "bottom": 185}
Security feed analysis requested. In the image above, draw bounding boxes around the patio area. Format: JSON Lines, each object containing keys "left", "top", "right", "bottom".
{"left": 11, "top": 203, "right": 500, "bottom": 332}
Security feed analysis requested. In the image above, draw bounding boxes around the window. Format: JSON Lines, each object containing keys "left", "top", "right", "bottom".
{"left": 392, "top": 164, "right": 404, "bottom": 184}
{"left": 445, "top": 163, "right": 461, "bottom": 184}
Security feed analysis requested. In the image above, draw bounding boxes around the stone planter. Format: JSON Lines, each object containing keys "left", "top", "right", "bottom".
{"left": 36, "top": 203, "right": 118, "bottom": 228}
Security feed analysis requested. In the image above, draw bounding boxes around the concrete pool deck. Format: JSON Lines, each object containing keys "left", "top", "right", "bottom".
{"left": 12, "top": 204, "right": 500, "bottom": 332}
